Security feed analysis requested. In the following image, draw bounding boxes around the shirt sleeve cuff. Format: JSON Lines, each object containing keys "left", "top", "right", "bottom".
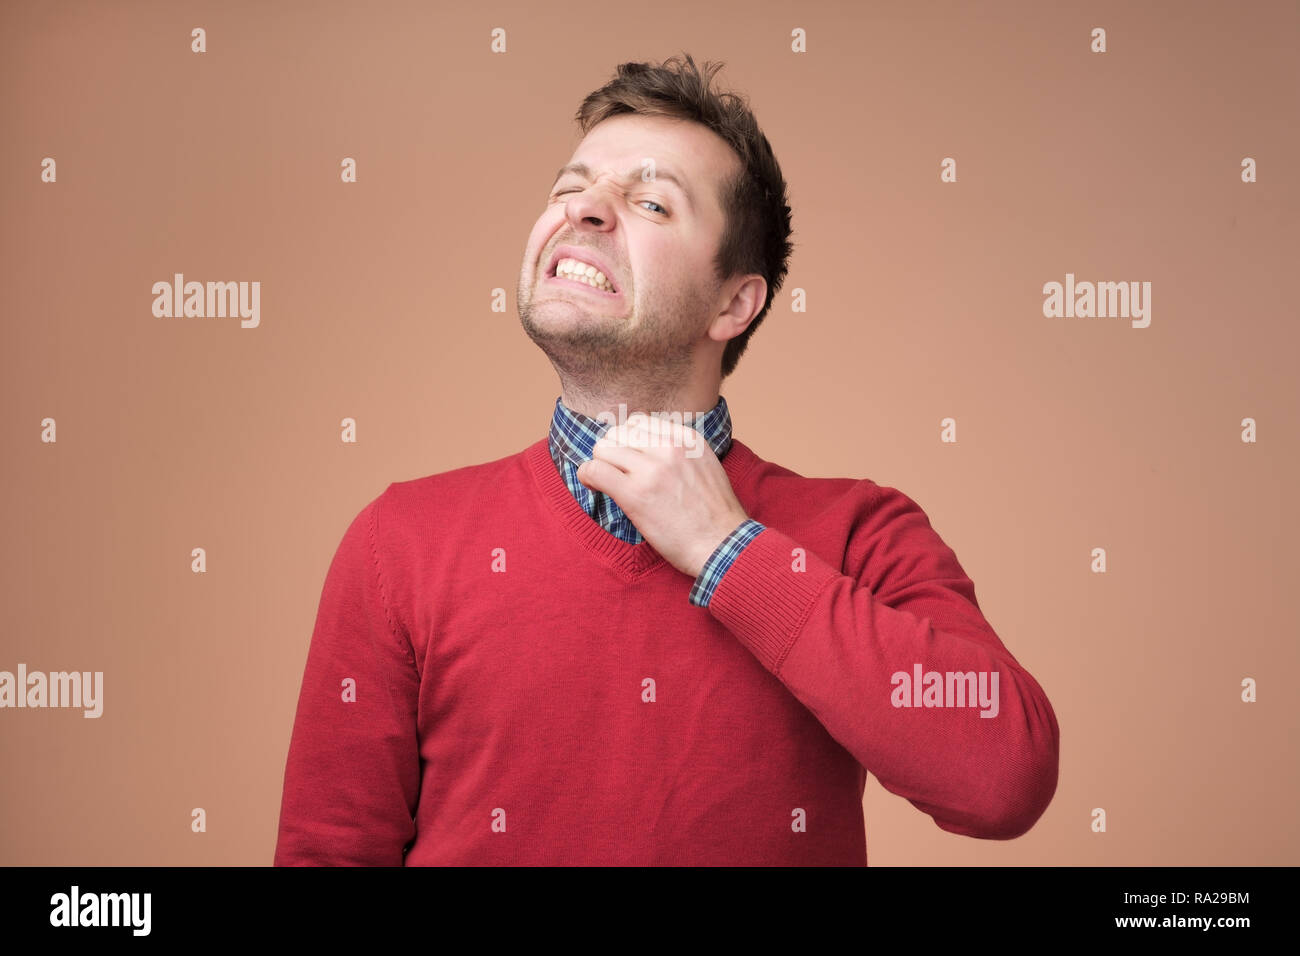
{"left": 688, "top": 519, "right": 766, "bottom": 607}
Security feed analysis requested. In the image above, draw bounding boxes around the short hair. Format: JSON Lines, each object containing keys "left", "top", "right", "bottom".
{"left": 575, "top": 53, "right": 794, "bottom": 379}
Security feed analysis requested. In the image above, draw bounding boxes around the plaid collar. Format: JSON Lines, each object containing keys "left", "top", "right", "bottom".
{"left": 548, "top": 395, "right": 734, "bottom": 472}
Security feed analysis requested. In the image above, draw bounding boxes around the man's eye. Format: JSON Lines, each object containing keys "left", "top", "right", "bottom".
{"left": 551, "top": 188, "right": 666, "bottom": 216}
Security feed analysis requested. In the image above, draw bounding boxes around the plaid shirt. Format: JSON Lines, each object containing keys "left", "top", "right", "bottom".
{"left": 547, "top": 395, "right": 766, "bottom": 607}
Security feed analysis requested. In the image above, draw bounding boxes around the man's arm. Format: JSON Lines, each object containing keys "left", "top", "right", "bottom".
{"left": 705, "top": 485, "right": 1060, "bottom": 840}
{"left": 274, "top": 493, "right": 421, "bottom": 865}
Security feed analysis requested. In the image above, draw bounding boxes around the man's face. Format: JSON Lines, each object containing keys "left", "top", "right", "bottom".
{"left": 517, "top": 113, "right": 740, "bottom": 386}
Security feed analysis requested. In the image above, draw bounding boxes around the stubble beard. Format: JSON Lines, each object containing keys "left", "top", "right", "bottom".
{"left": 518, "top": 277, "right": 706, "bottom": 401}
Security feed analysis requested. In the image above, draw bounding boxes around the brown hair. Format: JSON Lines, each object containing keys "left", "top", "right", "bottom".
{"left": 575, "top": 53, "right": 793, "bottom": 379}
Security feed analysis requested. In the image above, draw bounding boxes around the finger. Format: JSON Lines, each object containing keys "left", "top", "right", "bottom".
{"left": 607, "top": 415, "right": 650, "bottom": 443}
{"left": 576, "top": 457, "right": 627, "bottom": 496}
{"left": 593, "top": 429, "right": 649, "bottom": 469}
{"left": 609, "top": 419, "right": 652, "bottom": 447}
{"left": 625, "top": 415, "right": 704, "bottom": 457}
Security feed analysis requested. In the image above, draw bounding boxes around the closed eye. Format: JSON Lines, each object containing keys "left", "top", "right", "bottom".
{"left": 553, "top": 188, "right": 668, "bottom": 216}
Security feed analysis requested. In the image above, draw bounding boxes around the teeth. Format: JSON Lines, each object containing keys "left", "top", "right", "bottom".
{"left": 555, "top": 257, "right": 615, "bottom": 292}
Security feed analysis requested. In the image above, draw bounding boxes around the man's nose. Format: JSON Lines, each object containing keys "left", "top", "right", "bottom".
{"left": 564, "top": 181, "right": 619, "bottom": 230}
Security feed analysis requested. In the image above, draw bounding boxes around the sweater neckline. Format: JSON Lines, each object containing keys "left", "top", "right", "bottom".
{"left": 524, "top": 435, "right": 760, "bottom": 578}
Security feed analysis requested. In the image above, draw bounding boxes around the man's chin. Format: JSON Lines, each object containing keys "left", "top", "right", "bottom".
{"left": 521, "top": 301, "right": 627, "bottom": 335}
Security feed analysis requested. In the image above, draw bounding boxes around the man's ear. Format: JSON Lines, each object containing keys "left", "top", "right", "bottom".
{"left": 708, "top": 274, "right": 767, "bottom": 344}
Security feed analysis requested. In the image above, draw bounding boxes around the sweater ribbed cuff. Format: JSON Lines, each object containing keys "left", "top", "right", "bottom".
{"left": 706, "top": 526, "right": 840, "bottom": 675}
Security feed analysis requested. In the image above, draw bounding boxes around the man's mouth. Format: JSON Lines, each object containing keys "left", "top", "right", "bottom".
{"left": 545, "top": 249, "right": 620, "bottom": 295}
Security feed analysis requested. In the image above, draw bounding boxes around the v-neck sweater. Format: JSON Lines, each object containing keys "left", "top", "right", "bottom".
{"left": 274, "top": 436, "right": 1060, "bottom": 866}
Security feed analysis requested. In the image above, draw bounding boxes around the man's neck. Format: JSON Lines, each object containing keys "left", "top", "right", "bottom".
{"left": 558, "top": 382, "right": 721, "bottom": 421}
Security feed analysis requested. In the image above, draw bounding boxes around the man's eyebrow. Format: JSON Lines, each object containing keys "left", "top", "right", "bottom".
{"left": 551, "top": 162, "right": 695, "bottom": 209}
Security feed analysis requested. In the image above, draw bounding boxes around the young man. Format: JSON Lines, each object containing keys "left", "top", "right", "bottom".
{"left": 274, "top": 53, "right": 1059, "bottom": 866}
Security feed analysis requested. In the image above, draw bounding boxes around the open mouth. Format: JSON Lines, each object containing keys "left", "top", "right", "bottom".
{"left": 545, "top": 254, "right": 620, "bottom": 295}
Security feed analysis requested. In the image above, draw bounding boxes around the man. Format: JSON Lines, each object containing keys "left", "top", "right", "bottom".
{"left": 274, "top": 53, "right": 1059, "bottom": 866}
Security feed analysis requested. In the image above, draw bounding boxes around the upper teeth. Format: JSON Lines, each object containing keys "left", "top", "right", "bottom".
{"left": 555, "top": 257, "right": 614, "bottom": 292}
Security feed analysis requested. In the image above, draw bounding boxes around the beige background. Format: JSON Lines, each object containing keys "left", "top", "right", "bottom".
{"left": 2, "top": 0, "right": 1296, "bottom": 865}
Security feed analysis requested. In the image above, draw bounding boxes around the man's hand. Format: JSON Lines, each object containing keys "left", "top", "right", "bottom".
{"left": 576, "top": 413, "right": 750, "bottom": 579}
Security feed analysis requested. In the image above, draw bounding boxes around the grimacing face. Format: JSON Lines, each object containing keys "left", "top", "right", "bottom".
{"left": 517, "top": 113, "right": 744, "bottom": 384}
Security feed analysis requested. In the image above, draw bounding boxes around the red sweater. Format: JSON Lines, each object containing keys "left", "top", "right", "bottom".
{"left": 274, "top": 437, "right": 1059, "bottom": 866}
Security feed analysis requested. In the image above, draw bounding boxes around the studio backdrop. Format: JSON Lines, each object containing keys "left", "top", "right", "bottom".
{"left": 1, "top": 0, "right": 1296, "bottom": 865}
